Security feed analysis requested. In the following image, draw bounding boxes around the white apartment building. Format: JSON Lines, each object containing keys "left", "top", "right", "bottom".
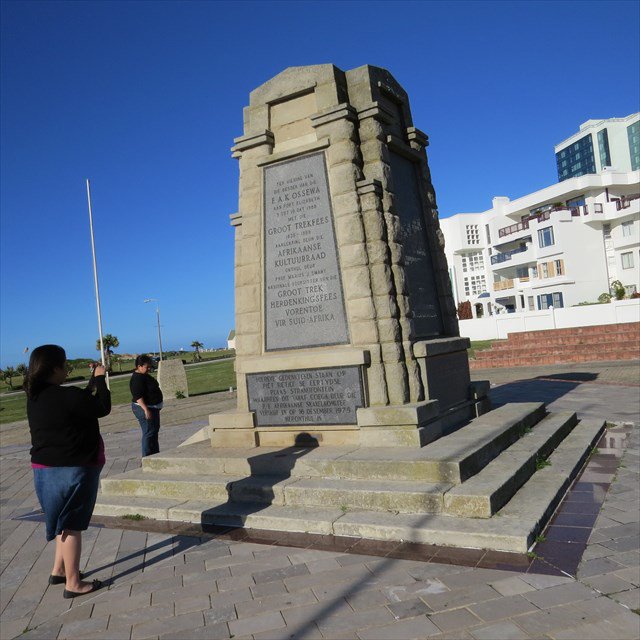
{"left": 440, "top": 170, "right": 640, "bottom": 319}
{"left": 555, "top": 113, "right": 639, "bottom": 180}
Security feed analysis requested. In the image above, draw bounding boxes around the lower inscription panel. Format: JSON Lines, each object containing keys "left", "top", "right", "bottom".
{"left": 247, "top": 366, "right": 364, "bottom": 427}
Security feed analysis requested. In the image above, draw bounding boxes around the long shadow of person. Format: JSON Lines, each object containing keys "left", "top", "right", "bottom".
{"left": 199, "top": 432, "right": 317, "bottom": 534}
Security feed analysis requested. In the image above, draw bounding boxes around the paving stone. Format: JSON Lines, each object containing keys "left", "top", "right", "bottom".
{"left": 519, "top": 573, "right": 573, "bottom": 589}
{"left": 609, "top": 587, "right": 640, "bottom": 609}
{"left": 281, "top": 600, "right": 352, "bottom": 627}
{"left": 305, "top": 557, "right": 342, "bottom": 574}
{"left": 552, "top": 617, "right": 640, "bottom": 639}
{"left": 381, "top": 580, "right": 448, "bottom": 603}
{"left": 58, "top": 616, "right": 109, "bottom": 639}
{"left": 131, "top": 611, "right": 205, "bottom": 639}
{"left": 386, "top": 597, "right": 431, "bottom": 619}
{"left": 216, "top": 573, "right": 255, "bottom": 592}
{"left": 469, "top": 620, "right": 530, "bottom": 640}
{"left": 252, "top": 625, "right": 323, "bottom": 639}
{"left": 208, "top": 586, "right": 253, "bottom": 609}
{"left": 600, "top": 536, "right": 640, "bottom": 553}
{"left": 315, "top": 605, "right": 395, "bottom": 635}
{"left": 251, "top": 579, "right": 289, "bottom": 598}
{"left": 93, "top": 590, "right": 151, "bottom": 618}
{"left": 429, "top": 607, "right": 482, "bottom": 632}
{"left": 614, "top": 566, "right": 640, "bottom": 586}
{"left": 355, "top": 614, "right": 441, "bottom": 639}
{"left": 202, "top": 602, "right": 237, "bottom": 626}
{"left": 422, "top": 583, "right": 501, "bottom": 612}
{"left": 159, "top": 623, "right": 231, "bottom": 639}
{"left": 489, "top": 576, "right": 537, "bottom": 596}
{"left": 469, "top": 593, "right": 538, "bottom": 622}
{"left": 340, "top": 588, "right": 388, "bottom": 612}
{"left": 523, "top": 581, "right": 598, "bottom": 609}
{"left": 107, "top": 604, "right": 171, "bottom": 631}
{"left": 583, "top": 572, "right": 637, "bottom": 594}
{"left": 236, "top": 588, "right": 317, "bottom": 618}
{"left": 228, "top": 611, "right": 286, "bottom": 637}
{"left": 252, "top": 562, "right": 310, "bottom": 584}
{"left": 175, "top": 594, "right": 211, "bottom": 615}
{"left": 512, "top": 603, "right": 584, "bottom": 635}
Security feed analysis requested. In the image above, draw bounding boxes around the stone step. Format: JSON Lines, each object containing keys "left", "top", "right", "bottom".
{"left": 141, "top": 402, "right": 546, "bottom": 484}
{"left": 93, "top": 495, "right": 344, "bottom": 535}
{"left": 483, "top": 330, "right": 635, "bottom": 351}
{"left": 443, "top": 411, "right": 578, "bottom": 518}
{"left": 101, "top": 467, "right": 452, "bottom": 513}
{"left": 93, "top": 413, "right": 606, "bottom": 553}
{"left": 475, "top": 342, "right": 639, "bottom": 359}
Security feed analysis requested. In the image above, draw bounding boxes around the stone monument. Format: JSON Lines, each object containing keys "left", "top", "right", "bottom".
{"left": 158, "top": 358, "right": 189, "bottom": 399}
{"left": 211, "top": 64, "right": 489, "bottom": 449}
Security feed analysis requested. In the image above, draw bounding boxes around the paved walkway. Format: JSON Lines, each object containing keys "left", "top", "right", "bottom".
{"left": 1, "top": 362, "right": 639, "bottom": 639}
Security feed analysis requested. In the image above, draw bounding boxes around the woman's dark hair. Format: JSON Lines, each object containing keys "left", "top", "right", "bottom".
{"left": 135, "top": 354, "right": 154, "bottom": 369}
{"left": 23, "top": 344, "right": 66, "bottom": 399}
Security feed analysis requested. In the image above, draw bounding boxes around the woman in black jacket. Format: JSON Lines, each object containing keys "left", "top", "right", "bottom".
{"left": 130, "top": 354, "right": 163, "bottom": 457}
{"left": 26, "top": 344, "right": 110, "bottom": 598}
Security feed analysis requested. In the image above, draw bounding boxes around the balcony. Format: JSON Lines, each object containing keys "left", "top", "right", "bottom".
{"left": 498, "top": 219, "right": 529, "bottom": 238}
{"left": 493, "top": 276, "right": 531, "bottom": 292}
{"left": 615, "top": 193, "right": 640, "bottom": 211}
{"left": 491, "top": 245, "right": 529, "bottom": 265}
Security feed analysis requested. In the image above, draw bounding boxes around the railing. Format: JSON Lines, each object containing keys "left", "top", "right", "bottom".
{"left": 493, "top": 279, "right": 514, "bottom": 291}
{"left": 498, "top": 219, "right": 529, "bottom": 238}
{"left": 491, "top": 245, "right": 529, "bottom": 265}
{"left": 616, "top": 193, "right": 640, "bottom": 211}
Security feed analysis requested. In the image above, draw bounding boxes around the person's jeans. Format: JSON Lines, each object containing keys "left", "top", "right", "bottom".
{"left": 131, "top": 403, "right": 161, "bottom": 457}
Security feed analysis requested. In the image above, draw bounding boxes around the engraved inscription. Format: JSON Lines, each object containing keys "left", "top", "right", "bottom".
{"left": 247, "top": 366, "right": 363, "bottom": 426}
{"left": 390, "top": 152, "right": 443, "bottom": 337}
{"left": 264, "top": 152, "right": 349, "bottom": 350}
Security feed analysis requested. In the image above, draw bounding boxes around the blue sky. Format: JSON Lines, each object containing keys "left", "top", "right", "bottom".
{"left": 1, "top": 0, "right": 638, "bottom": 367}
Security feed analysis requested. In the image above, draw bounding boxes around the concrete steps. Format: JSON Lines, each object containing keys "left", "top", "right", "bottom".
{"left": 94, "top": 402, "right": 606, "bottom": 552}
{"left": 470, "top": 322, "right": 639, "bottom": 369}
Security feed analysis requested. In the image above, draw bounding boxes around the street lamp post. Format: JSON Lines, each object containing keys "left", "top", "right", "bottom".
{"left": 144, "top": 298, "right": 164, "bottom": 360}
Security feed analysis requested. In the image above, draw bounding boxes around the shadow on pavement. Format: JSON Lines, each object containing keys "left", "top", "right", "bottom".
{"left": 489, "top": 378, "right": 583, "bottom": 408}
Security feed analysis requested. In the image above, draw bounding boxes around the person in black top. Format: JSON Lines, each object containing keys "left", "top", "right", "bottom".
{"left": 25, "top": 344, "right": 110, "bottom": 598}
{"left": 130, "top": 354, "right": 163, "bottom": 457}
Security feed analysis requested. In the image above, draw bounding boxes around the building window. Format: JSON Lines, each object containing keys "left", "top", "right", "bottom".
{"left": 465, "top": 224, "right": 480, "bottom": 245}
{"left": 541, "top": 263, "right": 549, "bottom": 278}
{"left": 597, "top": 129, "right": 611, "bottom": 168}
{"left": 555, "top": 260, "right": 564, "bottom": 275}
{"left": 622, "top": 221, "right": 634, "bottom": 237}
{"left": 461, "top": 251, "right": 483, "bottom": 272}
{"left": 538, "top": 292, "right": 564, "bottom": 310}
{"left": 528, "top": 296, "right": 535, "bottom": 311}
{"left": 485, "top": 224, "right": 491, "bottom": 244}
{"left": 556, "top": 134, "right": 596, "bottom": 181}
{"left": 621, "top": 252, "right": 634, "bottom": 270}
{"left": 463, "top": 274, "right": 487, "bottom": 296}
{"left": 531, "top": 266, "right": 538, "bottom": 278}
{"left": 538, "top": 226, "right": 555, "bottom": 248}
{"left": 628, "top": 121, "right": 640, "bottom": 171}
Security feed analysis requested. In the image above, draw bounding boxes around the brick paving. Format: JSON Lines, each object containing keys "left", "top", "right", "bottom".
{"left": 1, "top": 361, "right": 639, "bottom": 639}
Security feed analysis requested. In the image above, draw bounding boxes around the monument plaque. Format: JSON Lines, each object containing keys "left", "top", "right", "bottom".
{"left": 247, "top": 366, "right": 364, "bottom": 426}
{"left": 264, "top": 152, "right": 349, "bottom": 351}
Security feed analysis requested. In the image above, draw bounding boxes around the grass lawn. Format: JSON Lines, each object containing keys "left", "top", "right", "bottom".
{"left": 0, "top": 350, "right": 235, "bottom": 393}
{"left": 0, "top": 358, "right": 236, "bottom": 425}
{"left": 468, "top": 340, "right": 494, "bottom": 359}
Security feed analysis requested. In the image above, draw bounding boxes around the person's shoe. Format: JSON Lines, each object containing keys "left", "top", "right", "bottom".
{"left": 48, "top": 572, "right": 84, "bottom": 585}
{"left": 63, "top": 579, "right": 102, "bottom": 599}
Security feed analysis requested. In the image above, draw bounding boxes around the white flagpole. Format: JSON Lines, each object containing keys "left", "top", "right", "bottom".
{"left": 86, "top": 179, "right": 109, "bottom": 388}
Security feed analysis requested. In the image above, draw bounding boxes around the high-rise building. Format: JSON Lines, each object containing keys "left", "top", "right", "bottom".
{"left": 440, "top": 170, "right": 639, "bottom": 319}
{"left": 555, "top": 113, "right": 639, "bottom": 181}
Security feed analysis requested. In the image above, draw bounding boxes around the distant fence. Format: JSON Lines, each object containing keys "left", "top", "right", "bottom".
{"left": 459, "top": 299, "right": 640, "bottom": 341}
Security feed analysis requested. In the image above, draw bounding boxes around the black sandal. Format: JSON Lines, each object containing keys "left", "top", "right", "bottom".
{"left": 63, "top": 579, "right": 102, "bottom": 599}
{"left": 48, "top": 571, "right": 84, "bottom": 585}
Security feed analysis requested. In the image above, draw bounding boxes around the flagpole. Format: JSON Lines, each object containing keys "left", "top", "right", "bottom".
{"left": 86, "top": 179, "right": 109, "bottom": 388}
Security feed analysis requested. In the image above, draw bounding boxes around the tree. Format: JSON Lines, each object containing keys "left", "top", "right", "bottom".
{"left": 191, "top": 341, "right": 204, "bottom": 362}
{"left": 457, "top": 301, "right": 473, "bottom": 320}
{"left": 1, "top": 366, "right": 16, "bottom": 390}
{"left": 16, "top": 363, "right": 27, "bottom": 386}
{"left": 610, "top": 280, "right": 626, "bottom": 301}
{"left": 96, "top": 334, "right": 119, "bottom": 372}
{"left": 111, "top": 353, "right": 123, "bottom": 372}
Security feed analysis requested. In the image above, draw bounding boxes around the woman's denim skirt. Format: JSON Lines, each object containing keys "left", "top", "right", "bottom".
{"left": 33, "top": 466, "right": 102, "bottom": 541}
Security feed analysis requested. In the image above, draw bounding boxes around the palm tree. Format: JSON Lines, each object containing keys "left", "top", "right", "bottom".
{"left": 2, "top": 366, "right": 16, "bottom": 390}
{"left": 191, "top": 340, "right": 204, "bottom": 362}
{"left": 96, "top": 334, "right": 119, "bottom": 372}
